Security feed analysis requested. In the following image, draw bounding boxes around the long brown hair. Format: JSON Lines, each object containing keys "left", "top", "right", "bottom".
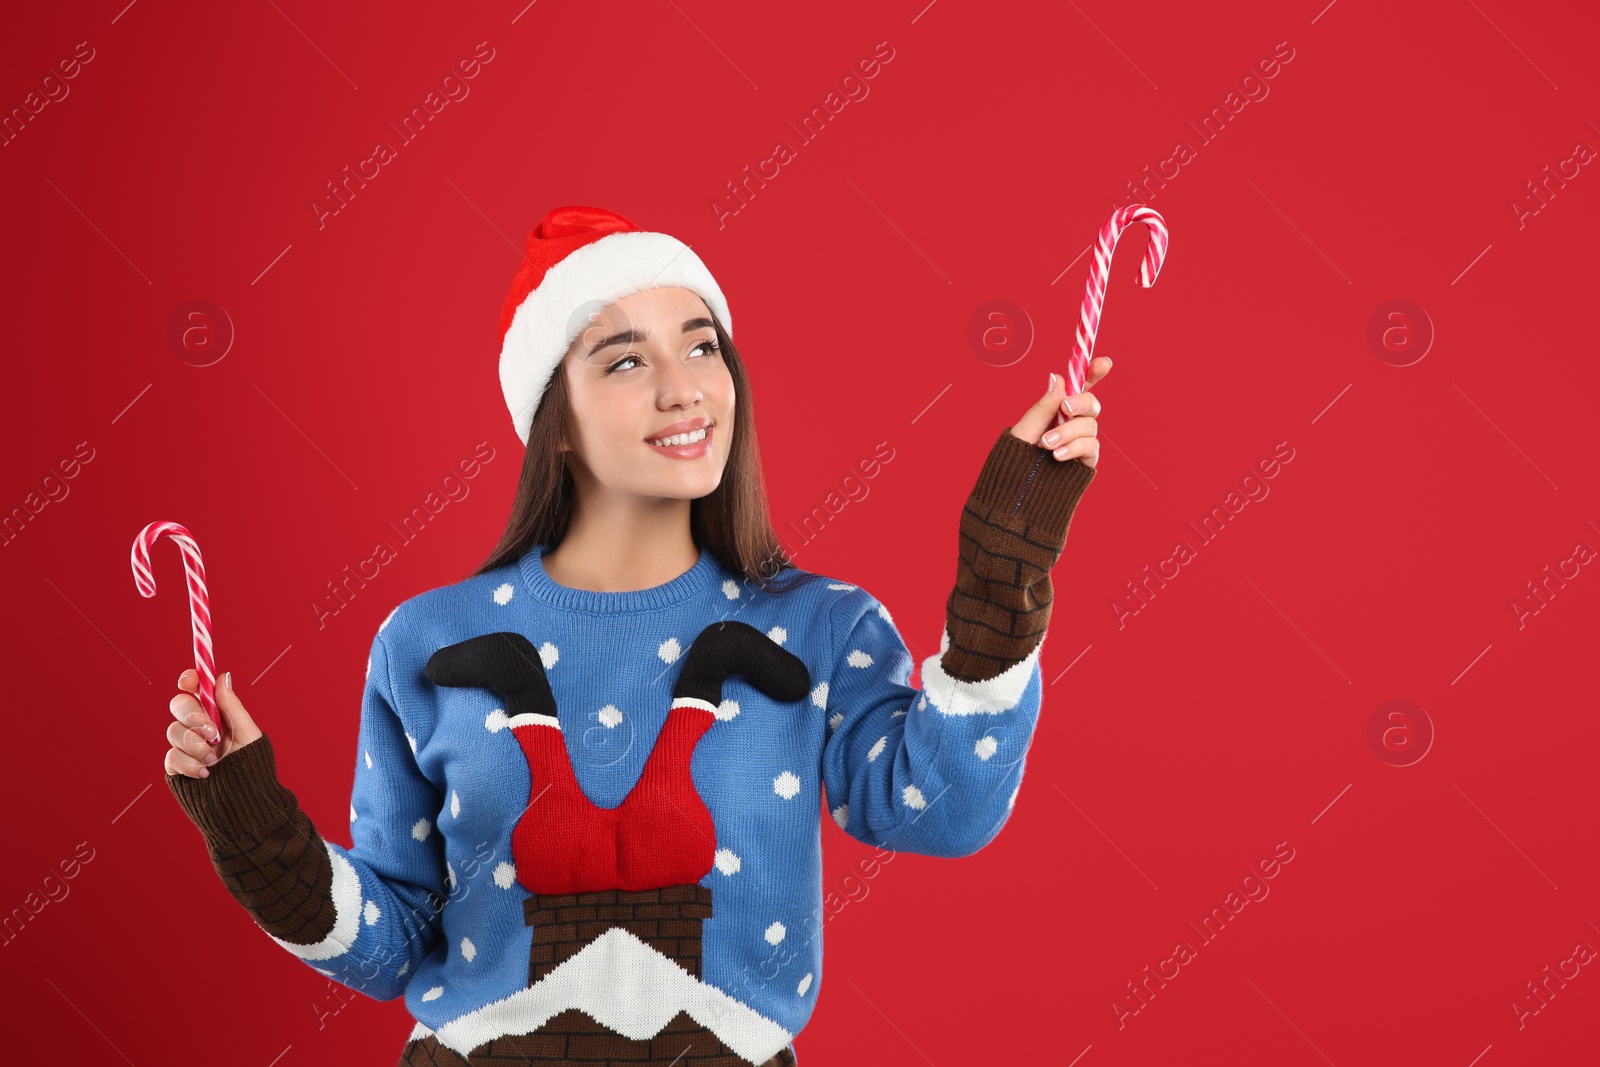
{"left": 472, "top": 311, "right": 816, "bottom": 595}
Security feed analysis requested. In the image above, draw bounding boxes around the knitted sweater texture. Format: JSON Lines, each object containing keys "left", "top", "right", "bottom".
{"left": 167, "top": 428, "right": 1096, "bottom": 1066}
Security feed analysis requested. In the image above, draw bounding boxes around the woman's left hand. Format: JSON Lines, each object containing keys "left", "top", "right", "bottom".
{"left": 1008, "top": 356, "right": 1111, "bottom": 468}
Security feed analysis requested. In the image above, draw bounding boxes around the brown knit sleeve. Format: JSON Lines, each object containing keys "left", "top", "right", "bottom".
{"left": 940, "top": 426, "right": 1097, "bottom": 682}
{"left": 166, "top": 733, "right": 340, "bottom": 947}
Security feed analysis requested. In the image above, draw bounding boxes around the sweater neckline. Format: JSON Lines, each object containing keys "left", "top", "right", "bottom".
{"left": 518, "top": 542, "right": 723, "bottom": 614}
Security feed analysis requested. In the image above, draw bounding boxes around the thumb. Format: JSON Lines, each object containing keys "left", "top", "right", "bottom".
{"left": 215, "top": 671, "right": 264, "bottom": 750}
{"left": 1009, "top": 373, "right": 1066, "bottom": 446}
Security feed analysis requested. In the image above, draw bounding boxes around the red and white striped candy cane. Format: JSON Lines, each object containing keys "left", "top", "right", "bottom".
{"left": 1057, "top": 204, "right": 1170, "bottom": 424}
{"left": 131, "top": 520, "right": 227, "bottom": 747}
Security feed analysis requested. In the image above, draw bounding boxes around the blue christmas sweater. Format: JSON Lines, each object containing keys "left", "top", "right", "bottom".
{"left": 167, "top": 428, "right": 1096, "bottom": 1066}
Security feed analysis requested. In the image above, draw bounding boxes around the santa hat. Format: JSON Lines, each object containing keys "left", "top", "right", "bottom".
{"left": 498, "top": 205, "right": 733, "bottom": 446}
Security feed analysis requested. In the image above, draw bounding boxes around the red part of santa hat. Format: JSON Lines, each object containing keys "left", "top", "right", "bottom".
{"left": 498, "top": 206, "right": 732, "bottom": 446}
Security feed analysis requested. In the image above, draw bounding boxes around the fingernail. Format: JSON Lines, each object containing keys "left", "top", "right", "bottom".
{"left": 1046, "top": 373, "right": 1056, "bottom": 394}
{"left": 224, "top": 671, "right": 233, "bottom": 691}
{"left": 1064, "top": 394, "right": 1078, "bottom": 415}
{"left": 200, "top": 723, "right": 218, "bottom": 742}
{"left": 1042, "top": 431, "right": 1059, "bottom": 447}
{"left": 204, "top": 751, "right": 218, "bottom": 765}
{"left": 177, "top": 670, "right": 187, "bottom": 687}
{"left": 199, "top": 767, "right": 210, "bottom": 778}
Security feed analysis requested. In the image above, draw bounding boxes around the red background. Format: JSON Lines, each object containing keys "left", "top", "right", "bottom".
{"left": 3, "top": 0, "right": 1597, "bottom": 1063}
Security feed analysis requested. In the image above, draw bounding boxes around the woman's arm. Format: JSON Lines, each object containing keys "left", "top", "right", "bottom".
{"left": 941, "top": 427, "right": 1096, "bottom": 681}
{"left": 166, "top": 626, "right": 448, "bottom": 1001}
{"left": 820, "top": 420, "right": 1096, "bottom": 857}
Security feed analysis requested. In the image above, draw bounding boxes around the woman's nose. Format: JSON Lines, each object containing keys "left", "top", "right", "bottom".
{"left": 655, "top": 357, "right": 703, "bottom": 407}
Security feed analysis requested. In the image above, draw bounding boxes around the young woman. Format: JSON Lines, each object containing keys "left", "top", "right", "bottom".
{"left": 164, "top": 206, "right": 1108, "bottom": 1066}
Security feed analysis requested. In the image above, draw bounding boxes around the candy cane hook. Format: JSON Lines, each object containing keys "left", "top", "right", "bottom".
{"left": 1057, "top": 204, "right": 1170, "bottom": 424}
{"left": 131, "top": 520, "right": 228, "bottom": 747}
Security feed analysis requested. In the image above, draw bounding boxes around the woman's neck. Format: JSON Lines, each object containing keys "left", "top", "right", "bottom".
{"left": 541, "top": 505, "right": 700, "bottom": 593}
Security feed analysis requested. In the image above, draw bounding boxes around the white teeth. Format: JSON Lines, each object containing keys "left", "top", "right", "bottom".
{"left": 649, "top": 427, "right": 708, "bottom": 447}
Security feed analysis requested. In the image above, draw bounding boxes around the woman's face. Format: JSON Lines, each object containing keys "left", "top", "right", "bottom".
{"left": 559, "top": 285, "right": 736, "bottom": 505}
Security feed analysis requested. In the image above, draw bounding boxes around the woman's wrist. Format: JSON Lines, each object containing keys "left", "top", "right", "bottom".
{"left": 166, "top": 732, "right": 299, "bottom": 841}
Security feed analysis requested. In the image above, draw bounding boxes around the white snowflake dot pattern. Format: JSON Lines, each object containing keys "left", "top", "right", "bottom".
{"left": 492, "top": 583, "right": 515, "bottom": 606}
{"left": 461, "top": 937, "right": 477, "bottom": 962}
{"left": 811, "top": 682, "right": 829, "bottom": 711}
{"left": 831, "top": 804, "right": 849, "bottom": 828}
{"left": 975, "top": 737, "right": 998, "bottom": 761}
{"left": 827, "top": 582, "right": 856, "bottom": 590}
{"left": 767, "top": 625, "right": 788, "bottom": 645}
{"left": 364, "top": 750, "right": 373, "bottom": 769}
{"left": 446, "top": 861, "right": 457, "bottom": 890}
{"left": 714, "top": 848, "right": 742, "bottom": 875}
{"left": 867, "top": 736, "right": 887, "bottom": 762}
{"left": 847, "top": 649, "right": 873, "bottom": 669}
{"left": 714, "top": 699, "right": 740, "bottom": 721}
{"left": 405, "top": 732, "right": 418, "bottom": 755}
{"left": 493, "top": 862, "right": 517, "bottom": 889}
{"left": 722, "top": 578, "right": 742, "bottom": 600}
{"left": 877, "top": 603, "right": 893, "bottom": 625}
{"left": 774, "top": 771, "right": 801, "bottom": 800}
{"left": 765, "top": 921, "right": 786, "bottom": 945}
{"left": 363, "top": 900, "right": 381, "bottom": 925}
{"left": 450, "top": 790, "right": 461, "bottom": 817}
{"left": 350, "top": 805, "right": 358, "bottom": 823}
{"left": 539, "top": 642, "right": 559, "bottom": 669}
{"left": 421, "top": 986, "right": 444, "bottom": 1002}
{"left": 397, "top": 962, "right": 410, "bottom": 977}
{"left": 798, "top": 973, "right": 814, "bottom": 995}
{"left": 379, "top": 605, "right": 399, "bottom": 632}
{"left": 658, "top": 637, "right": 682, "bottom": 664}
{"left": 412, "top": 818, "right": 432, "bottom": 841}
{"left": 597, "top": 705, "right": 623, "bottom": 728}
{"left": 828, "top": 712, "right": 843, "bottom": 731}
{"left": 1009, "top": 785, "right": 1021, "bottom": 809}
{"left": 902, "top": 785, "right": 927, "bottom": 811}
{"left": 485, "top": 710, "right": 509, "bottom": 732}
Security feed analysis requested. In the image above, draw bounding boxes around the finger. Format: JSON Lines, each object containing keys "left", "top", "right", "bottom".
{"left": 168, "top": 691, "right": 220, "bottom": 743}
{"left": 1043, "top": 417, "right": 1097, "bottom": 459}
{"left": 167, "top": 720, "right": 219, "bottom": 765}
{"left": 1010, "top": 373, "right": 1070, "bottom": 446}
{"left": 1082, "top": 356, "right": 1113, "bottom": 391}
{"left": 177, "top": 668, "right": 197, "bottom": 694}
{"left": 1060, "top": 391, "right": 1103, "bottom": 420}
{"left": 214, "top": 671, "right": 262, "bottom": 746}
{"left": 1052, "top": 437, "right": 1100, "bottom": 466}
{"left": 165, "top": 746, "right": 211, "bottom": 779}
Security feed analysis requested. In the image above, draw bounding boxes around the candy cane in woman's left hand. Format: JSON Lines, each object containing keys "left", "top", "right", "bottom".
{"left": 131, "top": 521, "right": 228, "bottom": 747}
{"left": 1055, "top": 203, "right": 1170, "bottom": 426}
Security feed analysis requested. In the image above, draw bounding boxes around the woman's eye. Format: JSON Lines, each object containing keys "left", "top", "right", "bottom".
{"left": 608, "top": 341, "right": 718, "bottom": 375}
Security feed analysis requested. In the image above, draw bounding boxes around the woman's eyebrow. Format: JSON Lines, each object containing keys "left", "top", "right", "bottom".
{"left": 587, "top": 318, "right": 716, "bottom": 355}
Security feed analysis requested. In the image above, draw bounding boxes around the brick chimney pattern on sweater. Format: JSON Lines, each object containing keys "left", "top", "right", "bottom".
{"left": 394, "top": 621, "right": 809, "bottom": 1065}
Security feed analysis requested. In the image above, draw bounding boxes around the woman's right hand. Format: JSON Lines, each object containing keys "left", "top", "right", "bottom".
{"left": 165, "top": 669, "right": 264, "bottom": 778}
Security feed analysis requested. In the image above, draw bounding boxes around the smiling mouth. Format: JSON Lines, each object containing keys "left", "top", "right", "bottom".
{"left": 646, "top": 426, "right": 711, "bottom": 448}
